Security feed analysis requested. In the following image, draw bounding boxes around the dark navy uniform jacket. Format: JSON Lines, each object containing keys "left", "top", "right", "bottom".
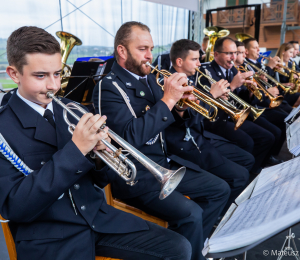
{"left": 93, "top": 61, "right": 202, "bottom": 200}
{"left": 164, "top": 66, "right": 225, "bottom": 171}
{"left": 0, "top": 92, "right": 148, "bottom": 260}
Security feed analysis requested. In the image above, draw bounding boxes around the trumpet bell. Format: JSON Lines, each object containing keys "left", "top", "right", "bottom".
{"left": 232, "top": 107, "right": 251, "bottom": 130}
{"left": 269, "top": 96, "right": 284, "bottom": 108}
{"left": 252, "top": 107, "right": 265, "bottom": 121}
{"left": 235, "top": 33, "right": 253, "bottom": 42}
{"left": 159, "top": 167, "right": 186, "bottom": 200}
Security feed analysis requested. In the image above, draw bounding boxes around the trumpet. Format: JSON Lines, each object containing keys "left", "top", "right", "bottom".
{"left": 239, "top": 64, "right": 283, "bottom": 108}
{"left": 244, "top": 59, "right": 291, "bottom": 94}
{"left": 146, "top": 62, "right": 250, "bottom": 130}
{"left": 196, "top": 68, "right": 264, "bottom": 121}
{"left": 46, "top": 92, "right": 186, "bottom": 200}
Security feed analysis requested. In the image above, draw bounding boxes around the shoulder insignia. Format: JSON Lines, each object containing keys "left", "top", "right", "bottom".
{"left": 202, "top": 66, "right": 206, "bottom": 68}
{"left": 218, "top": 72, "right": 222, "bottom": 76}
{"left": 106, "top": 76, "right": 112, "bottom": 79}
{"left": 126, "top": 82, "right": 132, "bottom": 86}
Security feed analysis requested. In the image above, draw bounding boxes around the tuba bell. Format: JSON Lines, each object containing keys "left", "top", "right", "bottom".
{"left": 56, "top": 31, "right": 82, "bottom": 96}
{"left": 235, "top": 33, "right": 253, "bottom": 42}
{"left": 204, "top": 26, "right": 230, "bottom": 62}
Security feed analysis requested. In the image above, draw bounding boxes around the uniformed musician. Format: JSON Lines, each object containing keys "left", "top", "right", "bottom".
{"left": 0, "top": 26, "right": 192, "bottom": 260}
{"left": 93, "top": 21, "right": 230, "bottom": 260}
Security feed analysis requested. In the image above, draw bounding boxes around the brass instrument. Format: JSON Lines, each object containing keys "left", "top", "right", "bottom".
{"left": 146, "top": 62, "right": 250, "bottom": 130}
{"left": 46, "top": 92, "right": 185, "bottom": 200}
{"left": 242, "top": 64, "right": 283, "bottom": 108}
{"left": 288, "top": 61, "right": 300, "bottom": 94}
{"left": 196, "top": 68, "right": 264, "bottom": 121}
{"left": 235, "top": 33, "right": 253, "bottom": 42}
{"left": 233, "top": 65, "right": 263, "bottom": 101}
{"left": 56, "top": 31, "right": 82, "bottom": 96}
{"left": 245, "top": 59, "right": 291, "bottom": 94}
{"left": 204, "top": 26, "right": 230, "bottom": 62}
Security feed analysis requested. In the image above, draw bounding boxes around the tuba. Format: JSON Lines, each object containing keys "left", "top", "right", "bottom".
{"left": 288, "top": 61, "right": 300, "bottom": 94}
{"left": 147, "top": 62, "right": 250, "bottom": 130}
{"left": 56, "top": 31, "right": 82, "bottom": 96}
{"left": 46, "top": 92, "right": 185, "bottom": 200}
{"left": 204, "top": 26, "right": 230, "bottom": 62}
{"left": 196, "top": 67, "right": 264, "bottom": 121}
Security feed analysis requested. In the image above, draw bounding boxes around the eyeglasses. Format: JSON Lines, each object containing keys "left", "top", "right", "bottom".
{"left": 217, "top": 51, "right": 237, "bottom": 56}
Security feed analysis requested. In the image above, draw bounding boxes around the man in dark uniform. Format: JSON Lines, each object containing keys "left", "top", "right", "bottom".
{"left": 93, "top": 21, "right": 230, "bottom": 260}
{"left": 199, "top": 37, "right": 276, "bottom": 173}
{"left": 0, "top": 26, "right": 192, "bottom": 260}
{"left": 288, "top": 41, "right": 300, "bottom": 71}
{"left": 243, "top": 38, "right": 290, "bottom": 158}
{"left": 164, "top": 39, "right": 254, "bottom": 212}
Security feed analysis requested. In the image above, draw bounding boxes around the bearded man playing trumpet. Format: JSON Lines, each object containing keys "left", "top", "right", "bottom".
{"left": 93, "top": 21, "right": 230, "bottom": 260}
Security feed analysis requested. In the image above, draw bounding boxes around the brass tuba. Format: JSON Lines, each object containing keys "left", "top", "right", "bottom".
{"left": 204, "top": 26, "right": 230, "bottom": 62}
{"left": 235, "top": 33, "right": 253, "bottom": 42}
{"left": 287, "top": 61, "right": 300, "bottom": 94}
{"left": 46, "top": 92, "right": 186, "bottom": 200}
{"left": 147, "top": 62, "right": 250, "bottom": 130}
{"left": 195, "top": 67, "right": 264, "bottom": 121}
{"left": 56, "top": 31, "right": 82, "bottom": 96}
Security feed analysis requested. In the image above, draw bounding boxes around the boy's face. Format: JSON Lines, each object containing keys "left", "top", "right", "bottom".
{"left": 176, "top": 50, "right": 200, "bottom": 77}
{"left": 8, "top": 53, "right": 62, "bottom": 108}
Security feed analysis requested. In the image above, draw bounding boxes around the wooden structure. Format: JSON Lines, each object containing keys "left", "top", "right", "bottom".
{"left": 205, "top": 0, "right": 300, "bottom": 49}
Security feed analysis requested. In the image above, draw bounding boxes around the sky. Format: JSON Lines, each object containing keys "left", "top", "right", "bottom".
{"left": 0, "top": 0, "right": 189, "bottom": 48}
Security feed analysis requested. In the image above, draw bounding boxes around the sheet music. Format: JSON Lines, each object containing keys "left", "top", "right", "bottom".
{"left": 206, "top": 157, "right": 300, "bottom": 254}
{"left": 285, "top": 106, "right": 300, "bottom": 122}
{"left": 286, "top": 117, "right": 300, "bottom": 156}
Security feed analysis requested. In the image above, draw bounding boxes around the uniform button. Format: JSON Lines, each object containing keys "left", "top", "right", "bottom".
{"left": 162, "top": 117, "right": 168, "bottom": 121}
{"left": 223, "top": 119, "right": 226, "bottom": 122}
{"left": 74, "top": 184, "right": 80, "bottom": 190}
{"left": 81, "top": 205, "right": 86, "bottom": 211}
{"left": 142, "top": 110, "right": 145, "bottom": 113}
{"left": 76, "top": 170, "right": 82, "bottom": 174}
{"left": 92, "top": 225, "right": 95, "bottom": 229}
{"left": 181, "top": 148, "right": 183, "bottom": 150}
{"left": 111, "top": 72, "right": 114, "bottom": 75}
{"left": 41, "top": 161, "right": 45, "bottom": 165}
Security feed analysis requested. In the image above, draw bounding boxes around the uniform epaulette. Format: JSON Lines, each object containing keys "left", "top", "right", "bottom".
{"left": 0, "top": 104, "right": 7, "bottom": 113}
{"left": 104, "top": 71, "right": 117, "bottom": 80}
{"left": 200, "top": 62, "right": 211, "bottom": 69}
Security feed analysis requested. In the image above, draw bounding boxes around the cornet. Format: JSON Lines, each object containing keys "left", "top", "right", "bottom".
{"left": 46, "top": 92, "right": 186, "bottom": 200}
{"left": 244, "top": 59, "right": 291, "bottom": 94}
{"left": 196, "top": 67, "right": 264, "bottom": 121}
{"left": 241, "top": 64, "right": 283, "bottom": 108}
{"left": 146, "top": 62, "right": 250, "bottom": 130}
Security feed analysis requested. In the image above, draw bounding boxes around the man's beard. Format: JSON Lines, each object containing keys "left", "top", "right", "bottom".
{"left": 125, "top": 49, "right": 151, "bottom": 76}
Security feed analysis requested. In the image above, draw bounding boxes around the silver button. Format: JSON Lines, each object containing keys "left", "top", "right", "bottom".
{"left": 181, "top": 148, "right": 183, "bottom": 150}
{"left": 41, "top": 161, "right": 45, "bottom": 165}
{"left": 76, "top": 170, "right": 82, "bottom": 174}
{"left": 111, "top": 72, "right": 114, "bottom": 75}
{"left": 81, "top": 205, "right": 86, "bottom": 211}
{"left": 74, "top": 184, "right": 80, "bottom": 190}
{"left": 92, "top": 225, "right": 95, "bottom": 229}
{"left": 223, "top": 119, "right": 226, "bottom": 122}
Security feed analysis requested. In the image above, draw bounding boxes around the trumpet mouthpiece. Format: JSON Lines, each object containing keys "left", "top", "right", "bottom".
{"left": 145, "top": 61, "right": 151, "bottom": 67}
{"left": 46, "top": 92, "right": 54, "bottom": 99}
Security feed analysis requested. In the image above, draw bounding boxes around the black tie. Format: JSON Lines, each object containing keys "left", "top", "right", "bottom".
{"left": 226, "top": 69, "right": 229, "bottom": 81}
{"left": 43, "top": 109, "right": 56, "bottom": 128}
{"left": 139, "top": 77, "right": 153, "bottom": 95}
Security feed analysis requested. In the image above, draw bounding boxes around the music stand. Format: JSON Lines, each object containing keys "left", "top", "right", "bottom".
{"left": 64, "top": 61, "right": 105, "bottom": 103}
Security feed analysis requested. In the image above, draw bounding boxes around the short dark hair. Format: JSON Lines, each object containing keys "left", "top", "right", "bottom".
{"left": 289, "top": 41, "right": 299, "bottom": 45}
{"left": 170, "top": 39, "right": 200, "bottom": 65}
{"left": 202, "top": 36, "right": 209, "bottom": 44}
{"left": 235, "top": 41, "right": 245, "bottom": 48}
{"left": 7, "top": 26, "right": 60, "bottom": 74}
{"left": 214, "top": 37, "right": 236, "bottom": 52}
{"left": 243, "top": 38, "right": 257, "bottom": 49}
{"left": 114, "top": 21, "right": 150, "bottom": 61}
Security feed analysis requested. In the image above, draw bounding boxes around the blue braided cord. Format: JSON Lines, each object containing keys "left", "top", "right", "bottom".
{"left": 0, "top": 137, "right": 33, "bottom": 176}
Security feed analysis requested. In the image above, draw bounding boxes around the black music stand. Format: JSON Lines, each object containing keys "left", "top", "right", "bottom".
{"left": 64, "top": 61, "right": 105, "bottom": 103}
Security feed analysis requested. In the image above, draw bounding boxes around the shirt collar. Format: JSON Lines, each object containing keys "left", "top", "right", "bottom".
{"left": 218, "top": 64, "right": 229, "bottom": 76}
{"left": 123, "top": 68, "right": 147, "bottom": 81}
{"left": 248, "top": 58, "right": 257, "bottom": 64}
{"left": 17, "top": 89, "right": 54, "bottom": 118}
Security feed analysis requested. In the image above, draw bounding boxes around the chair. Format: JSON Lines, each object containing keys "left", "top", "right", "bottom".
{"left": 0, "top": 185, "right": 167, "bottom": 260}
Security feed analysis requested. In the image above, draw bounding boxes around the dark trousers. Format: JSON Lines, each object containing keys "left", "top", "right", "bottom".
{"left": 95, "top": 221, "right": 192, "bottom": 260}
{"left": 284, "top": 93, "right": 300, "bottom": 107}
{"left": 209, "top": 138, "right": 253, "bottom": 211}
{"left": 207, "top": 120, "right": 274, "bottom": 173}
{"left": 123, "top": 165, "right": 230, "bottom": 260}
{"left": 260, "top": 108, "right": 288, "bottom": 155}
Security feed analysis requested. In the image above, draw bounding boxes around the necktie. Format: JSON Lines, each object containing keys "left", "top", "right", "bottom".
{"left": 226, "top": 69, "right": 229, "bottom": 81}
{"left": 139, "top": 77, "right": 153, "bottom": 95}
{"left": 43, "top": 109, "right": 56, "bottom": 128}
